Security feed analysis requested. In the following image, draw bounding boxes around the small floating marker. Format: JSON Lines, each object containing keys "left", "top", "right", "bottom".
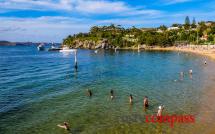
{"left": 74, "top": 50, "right": 78, "bottom": 69}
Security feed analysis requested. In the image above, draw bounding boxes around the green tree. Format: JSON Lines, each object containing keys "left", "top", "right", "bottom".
{"left": 184, "top": 16, "right": 190, "bottom": 29}
{"left": 208, "top": 34, "right": 214, "bottom": 42}
{"left": 172, "top": 23, "right": 180, "bottom": 27}
{"left": 191, "top": 18, "right": 196, "bottom": 28}
{"left": 158, "top": 25, "right": 167, "bottom": 31}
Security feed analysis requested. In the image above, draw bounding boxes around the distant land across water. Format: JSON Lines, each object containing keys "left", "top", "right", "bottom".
{"left": 0, "top": 41, "right": 61, "bottom": 46}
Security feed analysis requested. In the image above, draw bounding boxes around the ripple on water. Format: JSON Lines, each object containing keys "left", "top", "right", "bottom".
{"left": 0, "top": 46, "right": 215, "bottom": 134}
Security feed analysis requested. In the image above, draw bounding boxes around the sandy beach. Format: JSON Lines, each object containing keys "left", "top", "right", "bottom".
{"left": 141, "top": 45, "right": 215, "bottom": 60}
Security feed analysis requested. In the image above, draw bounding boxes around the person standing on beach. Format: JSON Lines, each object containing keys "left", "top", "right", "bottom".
{"left": 57, "top": 122, "right": 70, "bottom": 131}
{"left": 129, "top": 94, "right": 133, "bottom": 104}
{"left": 110, "top": 89, "right": 114, "bottom": 100}
{"left": 86, "top": 89, "right": 92, "bottom": 97}
{"left": 144, "top": 96, "right": 149, "bottom": 108}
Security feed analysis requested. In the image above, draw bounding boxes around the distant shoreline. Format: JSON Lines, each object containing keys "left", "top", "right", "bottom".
{"left": 1, "top": 43, "right": 215, "bottom": 60}
{"left": 142, "top": 46, "right": 215, "bottom": 60}
{"left": 0, "top": 41, "right": 60, "bottom": 46}
{"left": 105, "top": 45, "right": 215, "bottom": 60}
{"left": 113, "top": 45, "right": 215, "bottom": 60}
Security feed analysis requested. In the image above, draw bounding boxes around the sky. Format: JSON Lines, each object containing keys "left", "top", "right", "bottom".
{"left": 0, "top": 0, "right": 214, "bottom": 43}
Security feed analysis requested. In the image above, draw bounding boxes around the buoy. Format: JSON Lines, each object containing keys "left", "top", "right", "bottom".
{"left": 74, "top": 50, "right": 78, "bottom": 69}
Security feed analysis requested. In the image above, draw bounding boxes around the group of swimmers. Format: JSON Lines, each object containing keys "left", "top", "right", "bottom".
{"left": 57, "top": 89, "right": 163, "bottom": 131}
{"left": 87, "top": 89, "right": 149, "bottom": 107}
{"left": 57, "top": 60, "right": 207, "bottom": 131}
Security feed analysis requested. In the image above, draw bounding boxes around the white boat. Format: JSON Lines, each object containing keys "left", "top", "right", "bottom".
{"left": 59, "top": 46, "right": 77, "bottom": 52}
{"left": 37, "top": 44, "right": 45, "bottom": 51}
{"left": 48, "top": 44, "right": 61, "bottom": 51}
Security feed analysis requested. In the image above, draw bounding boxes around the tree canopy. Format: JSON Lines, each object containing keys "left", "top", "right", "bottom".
{"left": 63, "top": 17, "right": 215, "bottom": 49}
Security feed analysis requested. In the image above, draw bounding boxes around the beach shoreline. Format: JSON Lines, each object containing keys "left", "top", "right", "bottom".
{"left": 145, "top": 46, "right": 215, "bottom": 60}
{"left": 118, "top": 46, "right": 215, "bottom": 60}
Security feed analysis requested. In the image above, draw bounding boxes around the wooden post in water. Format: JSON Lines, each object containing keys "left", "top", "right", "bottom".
{"left": 74, "top": 50, "right": 78, "bottom": 69}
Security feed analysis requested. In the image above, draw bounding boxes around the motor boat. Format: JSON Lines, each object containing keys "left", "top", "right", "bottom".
{"left": 37, "top": 44, "right": 45, "bottom": 51}
{"left": 59, "top": 46, "right": 77, "bottom": 52}
{"left": 48, "top": 45, "right": 61, "bottom": 51}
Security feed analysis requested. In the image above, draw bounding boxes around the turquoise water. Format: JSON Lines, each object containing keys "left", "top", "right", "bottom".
{"left": 0, "top": 45, "right": 215, "bottom": 134}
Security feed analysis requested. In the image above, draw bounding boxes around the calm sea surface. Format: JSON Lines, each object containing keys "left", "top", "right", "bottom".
{"left": 0, "top": 45, "right": 215, "bottom": 134}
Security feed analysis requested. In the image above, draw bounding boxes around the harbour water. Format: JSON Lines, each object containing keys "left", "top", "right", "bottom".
{"left": 0, "top": 45, "right": 215, "bottom": 134}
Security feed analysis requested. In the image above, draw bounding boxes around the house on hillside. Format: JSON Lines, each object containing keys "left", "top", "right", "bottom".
{"left": 156, "top": 29, "right": 163, "bottom": 33}
{"left": 123, "top": 34, "right": 138, "bottom": 42}
{"left": 200, "top": 34, "right": 208, "bottom": 41}
{"left": 167, "top": 27, "right": 179, "bottom": 31}
{"left": 205, "top": 21, "right": 213, "bottom": 26}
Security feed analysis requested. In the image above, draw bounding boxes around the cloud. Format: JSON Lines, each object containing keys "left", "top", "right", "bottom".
{"left": 1, "top": 0, "right": 213, "bottom": 42}
{"left": 75, "top": 0, "right": 128, "bottom": 14}
{"left": 164, "top": 0, "right": 192, "bottom": 5}
{"left": 75, "top": 0, "right": 162, "bottom": 16}
{"left": 0, "top": 0, "right": 73, "bottom": 11}
{"left": 0, "top": 14, "right": 166, "bottom": 42}
{"left": 0, "top": 16, "right": 91, "bottom": 42}
{"left": 0, "top": 7, "right": 214, "bottom": 43}
{"left": 0, "top": 0, "right": 161, "bottom": 16}
{"left": 0, "top": 0, "right": 163, "bottom": 42}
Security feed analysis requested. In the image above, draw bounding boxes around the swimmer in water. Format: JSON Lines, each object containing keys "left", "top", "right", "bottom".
{"left": 57, "top": 122, "right": 70, "bottom": 131}
{"left": 180, "top": 71, "right": 184, "bottom": 77}
{"left": 189, "top": 69, "right": 193, "bottom": 75}
{"left": 129, "top": 94, "right": 133, "bottom": 104}
{"left": 143, "top": 96, "right": 149, "bottom": 108}
{"left": 86, "top": 89, "right": 92, "bottom": 97}
{"left": 180, "top": 71, "right": 184, "bottom": 80}
{"left": 110, "top": 89, "right": 114, "bottom": 100}
{"left": 204, "top": 60, "right": 207, "bottom": 65}
{"left": 157, "top": 105, "right": 164, "bottom": 119}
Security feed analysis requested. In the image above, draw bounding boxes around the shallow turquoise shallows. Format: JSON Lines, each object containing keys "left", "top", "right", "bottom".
{"left": 0, "top": 45, "right": 215, "bottom": 134}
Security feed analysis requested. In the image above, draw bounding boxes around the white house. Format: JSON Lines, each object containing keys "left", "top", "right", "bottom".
{"left": 167, "top": 27, "right": 179, "bottom": 31}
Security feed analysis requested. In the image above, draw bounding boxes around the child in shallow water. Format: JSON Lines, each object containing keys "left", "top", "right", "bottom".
{"left": 86, "top": 89, "right": 92, "bottom": 97}
{"left": 144, "top": 96, "right": 149, "bottom": 108}
{"left": 110, "top": 89, "right": 114, "bottom": 100}
{"left": 57, "top": 122, "right": 70, "bottom": 131}
{"left": 129, "top": 94, "right": 133, "bottom": 104}
{"left": 157, "top": 105, "right": 164, "bottom": 119}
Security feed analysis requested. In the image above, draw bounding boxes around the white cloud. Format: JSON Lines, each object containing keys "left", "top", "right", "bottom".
{"left": 0, "top": 0, "right": 161, "bottom": 16}
{"left": 0, "top": 16, "right": 91, "bottom": 42}
{"left": 0, "top": 0, "right": 163, "bottom": 42}
{"left": 1, "top": 0, "right": 213, "bottom": 42}
{"left": 75, "top": 0, "right": 162, "bottom": 16}
{"left": 164, "top": 0, "right": 192, "bottom": 5}
{"left": 0, "top": 15, "right": 165, "bottom": 42}
{"left": 0, "top": 8, "right": 214, "bottom": 42}
{"left": 0, "top": 0, "right": 73, "bottom": 11}
{"left": 75, "top": 0, "right": 128, "bottom": 14}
